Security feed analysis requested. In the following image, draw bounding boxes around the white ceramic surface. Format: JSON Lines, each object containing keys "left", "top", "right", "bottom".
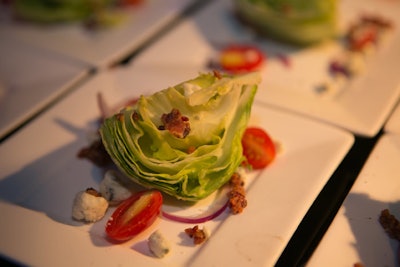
{"left": 307, "top": 133, "right": 400, "bottom": 267}
{"left": 0, "top": 0, "right": 198, "bottom": 67}
{"left": 385, "top": 101, "right": 400, "bottom": 134}
{"left": 0, "top": 36, "right": 89, "bottom": 139}
{"left": 0, "top": 66, "right": 353, "bottom": 266}
{"left": 131, "top": 0, "right": 400, "bottom": 137}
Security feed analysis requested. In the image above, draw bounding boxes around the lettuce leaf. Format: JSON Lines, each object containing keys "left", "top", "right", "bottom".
{"left": 100, "top": 71, "right": 261, "bottom": 201}
{"left": 234, "top": 0, "right": 338, "bottom": 45}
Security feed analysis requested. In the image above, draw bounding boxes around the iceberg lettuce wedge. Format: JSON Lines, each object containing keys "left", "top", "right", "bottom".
{"left": 100, "top": 71, "right": 261, "bottom": 201}
{"left": 234, "top": 0, "right": 338, "bottom": 45}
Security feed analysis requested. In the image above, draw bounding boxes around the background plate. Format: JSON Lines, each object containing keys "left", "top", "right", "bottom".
{"left": 385, "top": 101, "right": 400, "bottom": 134}
{"left": 307, "top": 133, "right": 400, "bottom": 267}
{"left": 0, "top": 36, "right": 89, "bottom": 140}
{"left": 131, "top": 0, "right": 400, "bottom": 137}
{"left": 0, "top": 0, "right": 198, "bottom": 67}
{"left": 0, "top": 66, "right": 353, "bottom": 266}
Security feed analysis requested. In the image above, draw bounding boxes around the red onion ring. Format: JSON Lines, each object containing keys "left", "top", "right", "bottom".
{"left": 161, "top": 200, "right": 229, "bottom": 224}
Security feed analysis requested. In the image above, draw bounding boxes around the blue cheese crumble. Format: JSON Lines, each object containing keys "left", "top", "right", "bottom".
{"left": 72, "top": 188, "right": 108, "bottom": 222}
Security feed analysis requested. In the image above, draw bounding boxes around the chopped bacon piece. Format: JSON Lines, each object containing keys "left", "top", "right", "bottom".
{"left": 77, "top": 139, "right": 112, "bottom": 167}
{"left": 160, "top": 108, "right": 191, "bottom": 138}
{"left": 187, "top": 146, "right": 196, "bottom": 154}
{"left": 379, "top": 209, "right": 400, "bottom": 241}
{"left": 228, "top": 172, "right": 247, "bottom": 214}
{"left": 132, "top": 111, "right": 140, "bottom": 121}
{"left": 213, "top": 70, "right": 222, "bottom": 79}
{"left": 85, "top": 187, "right": 102, "bottom": 197}
{"left": 185, "top": 225, "right": 207, "bottom": 245}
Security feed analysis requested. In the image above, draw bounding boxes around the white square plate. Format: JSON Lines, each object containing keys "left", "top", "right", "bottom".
{"left": 131, "top": 0, "right": 400, "bottom": 137}
{"left": 0, "top": 36, "right": 89, "bottom": 139}
{"left": 307, "top": 133, "right": 400, "bottom": 267}
{"left": 0, "top": 0, "right": 197, "bottom": 67}
{"left": 385, "top": 101, "right": 400, "bottom": 134}
{"left": 0, "top": 66, "right": 353, "bottom": 266}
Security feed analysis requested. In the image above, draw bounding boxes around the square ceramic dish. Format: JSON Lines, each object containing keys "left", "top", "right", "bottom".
{"left": 131, "top": 0, "right": 400, "bottom": 137}
{"left": 0, "top": 66, "right": 353, "bottom": 266}
{"left": 307, "top": 133, "right": 400, "bottom": 266}
{"left": 0, "top": 0, "right": 198, "bottom": 67}
{"left": 0, "top": 36, "right": 90, "bottom": 139}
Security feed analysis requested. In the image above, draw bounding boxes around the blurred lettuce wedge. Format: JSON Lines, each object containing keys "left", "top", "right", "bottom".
{"left": 100, "top": 72, "right": 261, "bottom": 201}
{"left": 12, "top": 0, "right": 121, "bottom": 26}
{"left": 234, "top": 0, "right": 338, "bottom": 45}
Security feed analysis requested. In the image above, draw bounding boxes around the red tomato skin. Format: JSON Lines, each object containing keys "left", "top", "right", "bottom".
{"left": 241, "top": 127, "right": 276, "bottom": 169}
{"left": 219, "top": 45, "right": 265, "bottom": 73}
{"left": 105, "top": 190, "right": 163, "bottom": 242}
{"left": 118, "top": 0, "right": 143, "bottom": 6}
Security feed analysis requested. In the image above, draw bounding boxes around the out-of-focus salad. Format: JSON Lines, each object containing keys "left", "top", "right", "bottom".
{"left": 233, "top": 0, "right": 338, "bottom": 45}
{"left": 8, "top": 0, "right": 143, "bottom": 28}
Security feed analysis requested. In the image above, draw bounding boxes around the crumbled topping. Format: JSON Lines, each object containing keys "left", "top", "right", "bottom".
{"left": 148, "top": 230, "right": 171, "bottom": 258}
{"left": 77, "top": 139, "right": 112, "bottom": 167}
{"left": 228, "top": 172, "right": 247, "bottom": 214}
{"left": 132, "top": 110, "right": 140, "bottom": 121}
{"left": 213, "top": 70, "right": 222, "bottom": 79}
{"left": 185, "top": 225, "right": 208, "bottom": 245}
{"left": 72, "top": 188, "right": 109, "bottom": 222}
{"left": 379, "top": 208, "right": 400, "bottom": 241}
{"left": 160, "top": 108, "right": 191, "bottom": 138}
{"left": 85, "top": 187, "right": 102, "bottom": 197}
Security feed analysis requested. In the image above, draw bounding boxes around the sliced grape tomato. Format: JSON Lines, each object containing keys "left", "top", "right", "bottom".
{"left": 219, "top": 44, "right": 265, "bottom": 73}
{"left": 105, "top": 190, "right": 163, "bottom": 241}
{"left": 241, "top": 127, "right": 276, "bottom": 169}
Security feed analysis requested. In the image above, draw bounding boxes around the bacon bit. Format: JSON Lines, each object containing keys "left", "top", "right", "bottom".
{"left": 132, "top": 111, "right": 140, "bottom": 121}
{"left": 346, "top": 14, "right": 392, "bottom": 51}
{"left": 228, "top": 172, "right": 247, "bottom": 214}
{"left": 77, "top": 139, "right": 112, "bottom": 167}
{"left": 185, "top": 225, "right": 208, "bottom": 245}
{"left": 213, "top": 70, "right": 222, "bottom": 79}
{"left": 160, "top": 108, "right": 191, "bottom": 138}
{"left": 115, "top": 113, "right": 124, "bottom": 122}
{"left": 361, "top": 14, "right": 392, "bottom": 29}
{"left": 187, "top": 146, "right": 196, "bottom": 154}
{"left": 379, "top": 209, "right": 400, "bottom": 241}
{"left": 354, "top": 263, "right": 365, "bottom": 267}
{"left": 85, "top": 188, "right": 102, "bottom": 197}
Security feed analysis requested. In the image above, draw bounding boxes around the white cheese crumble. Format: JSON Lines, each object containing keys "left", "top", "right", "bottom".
{"left": 148, "top": 230, "right": 171, "bottom": 258}
{"left": 100, "top": 170, "right": 133, "bottom": 205}
{"left": 72, "top": 189, "right": 108, "bottom": 222}
{"left": 182, "top": 82, "right": 202, "bottom": 98}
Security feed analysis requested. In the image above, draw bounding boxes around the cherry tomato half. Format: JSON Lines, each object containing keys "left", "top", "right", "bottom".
{"left": 241, "top": 127, "right": 276, "bottom": 169}
{"left": 219, "top": 45, "right": 265, "bottom": 73}
{"left": 118, "top": 0, "right": 143, "bottom": 6}
{"left": 106, "top": 190, "right": 163, "bottom": 241}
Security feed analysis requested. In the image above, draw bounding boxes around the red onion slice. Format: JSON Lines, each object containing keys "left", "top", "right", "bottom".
{"left": 161, "top": 200, "right": 229, "bottom": 224}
